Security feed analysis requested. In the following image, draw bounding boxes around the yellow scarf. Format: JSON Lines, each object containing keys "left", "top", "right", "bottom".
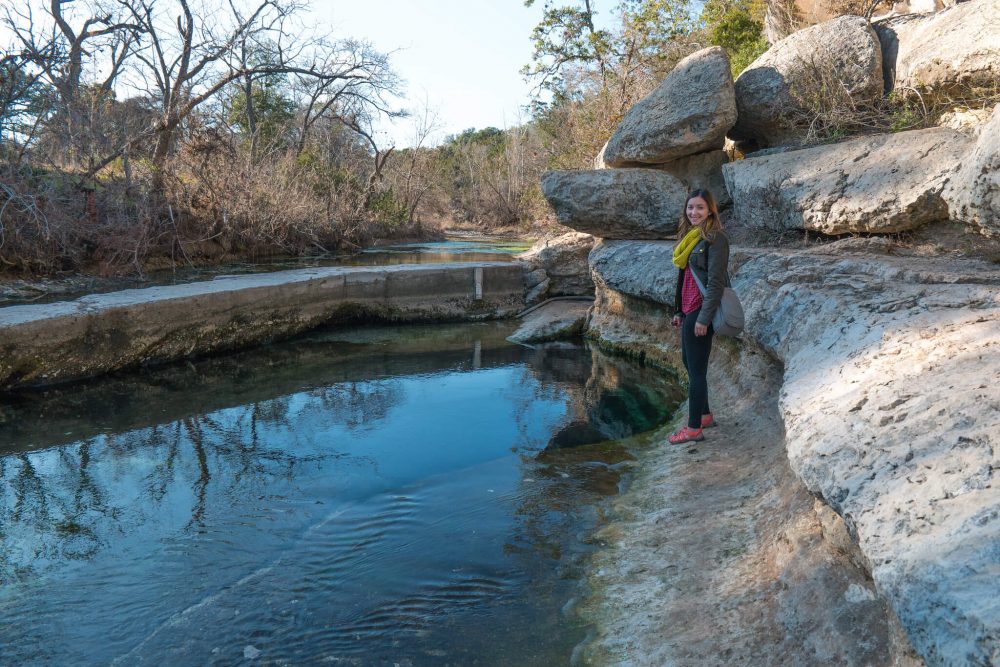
{"left": 672, "top": 228, "right": 702, "bottom": 269}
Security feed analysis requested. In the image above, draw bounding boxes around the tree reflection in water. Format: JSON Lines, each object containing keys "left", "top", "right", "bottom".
{"left": 0, "top": 322, "right": 686, "bottom": 665}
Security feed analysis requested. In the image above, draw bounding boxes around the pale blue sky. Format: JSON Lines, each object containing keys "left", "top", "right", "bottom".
{"left": 316, "top": 0, "right": 556, "bottom": 146}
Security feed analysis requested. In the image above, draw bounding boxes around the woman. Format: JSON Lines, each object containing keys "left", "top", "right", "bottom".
{"left": 668, "top": 189, "right": 730, "bottom": 445}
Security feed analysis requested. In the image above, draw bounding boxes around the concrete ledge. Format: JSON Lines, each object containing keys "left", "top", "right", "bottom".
{"left": 0, "top": 262, "right": 525, "bottom": 390}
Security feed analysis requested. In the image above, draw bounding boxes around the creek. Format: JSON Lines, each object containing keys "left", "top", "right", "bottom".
{"left": 0, "top": 320, "right": 684, "bottom": 665}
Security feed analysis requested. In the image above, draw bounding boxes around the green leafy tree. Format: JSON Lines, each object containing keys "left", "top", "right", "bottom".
{"left": 226, "top": 73, "right": 296, "bottom": 151}
{"left": 702, "top": 0, "right": 769, "bottom": 76}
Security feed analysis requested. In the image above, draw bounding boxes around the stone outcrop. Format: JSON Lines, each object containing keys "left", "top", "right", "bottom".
{"left": 874, "top": 0, "right": 1000, "bottom": 97}
{"left": 945, "top": 105, "right": 1000, "bottom": 237}
{"left": 517, "top": 232, "right": 596, "bottom": 301}
{"left": 586, "top": 239, "right": 1000, "bottom": 666}
{"left": 597, "top": 149, "right": 732, "bottom": 208}
{"left": 506, "top": 299, "right": 591, "bottom": 344}
{"left": 602, "top": 47, "right": 737, "bottom": 167}
{"left": 540, "top": 169, "right": 687, "bottom": 239}
{"left": 0, "top": 263, "right": 524, "bottom": 390}
{"left": 722, "top": 126, "right": 971, "bottom": 235}
{"left": 732, "top": 15, "right": 883, "bottom": 147}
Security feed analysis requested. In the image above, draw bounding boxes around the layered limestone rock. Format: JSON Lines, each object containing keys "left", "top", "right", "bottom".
{"left": 596, "top": 149, "right": 732, "bottom": 208}
{"left": 602, "top": 47, "right": 738, "bottom": 167}
{"left": 945, "top": 104, "right": 1000, "bottom": 237}
{"left": 874, "top": 0, "right": 1000, "bottom": 97}
{"left": 587, "top": 239, "right": 1000, "bottom": 666}
{"left": 539, "top": 169, "right": 687, "bottom": 239}
{"left": 516, "top": 232, "right": 596, "bottom": 300}
{"left": 506, "top": 299, "right": 591, "bottom": 344}
{"left": 732, "top": 15, "right": 883, "bottom": 146}
{"left": 722, "top": 126, "right": 971, "bottom": 234}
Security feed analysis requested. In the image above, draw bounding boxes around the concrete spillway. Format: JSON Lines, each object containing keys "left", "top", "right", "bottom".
{"left": 0, "top": 262, "right": 525, "bottom": 391}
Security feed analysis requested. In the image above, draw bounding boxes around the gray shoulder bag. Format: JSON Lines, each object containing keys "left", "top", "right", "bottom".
{"left": 688, "top": 257, "right": 745, "bottom": 338}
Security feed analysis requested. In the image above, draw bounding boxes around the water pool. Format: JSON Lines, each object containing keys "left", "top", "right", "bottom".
{"left": 0, "top": 321, "right": 683, "bottom": 665}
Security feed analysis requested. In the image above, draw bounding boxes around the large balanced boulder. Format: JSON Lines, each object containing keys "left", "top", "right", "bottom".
{"left": 731, "top": 15, "right": 883, "bottom": 147}
{"left": 603, "top": 47, "right": 738, "bottom": 166}
{"left": 595, "top": 147, "right": 732, "bottom": 208}
{"left": 874, "top": 0, "right": 1000, "bottom": 97}
{"left": 946, "top": 104, "right": 1000, "bottom": 237}
{"left": 540, "top": 169, "right": 687, "bottom": 239}
{"left": 722, "top": 126, "right": 972, "bottom": 234}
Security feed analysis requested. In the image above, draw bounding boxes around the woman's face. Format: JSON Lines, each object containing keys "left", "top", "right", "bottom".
{"left": 686, "top": 197, "right": 709, "bottom": 227}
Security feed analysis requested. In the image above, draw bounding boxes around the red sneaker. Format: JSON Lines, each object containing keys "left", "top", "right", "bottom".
{"left": 668, "top": 426, "right": 704, "bottom": 444}
{"left": 701, "top": 414, "right": 716, "bottom": 428}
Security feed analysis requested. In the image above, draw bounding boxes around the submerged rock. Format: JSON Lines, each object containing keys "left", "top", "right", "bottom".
{"left": 507, "top": 299, "right": 591, "bottom": 344}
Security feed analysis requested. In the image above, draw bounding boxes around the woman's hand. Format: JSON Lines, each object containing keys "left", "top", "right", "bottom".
{"left": 694, "top": 322, "right": 708, "bottom": 336}
{"left": 671, "top": 315, "right": 682, "bottom": 328}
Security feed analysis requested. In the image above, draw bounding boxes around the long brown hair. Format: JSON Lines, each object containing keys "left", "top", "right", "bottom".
{"left": 677, "top": 189, "right": 723, "bottom": 241}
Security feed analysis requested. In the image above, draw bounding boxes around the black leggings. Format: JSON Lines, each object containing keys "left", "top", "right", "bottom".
{"left": 681, "top": 309, "right": 714, "bottom": 429}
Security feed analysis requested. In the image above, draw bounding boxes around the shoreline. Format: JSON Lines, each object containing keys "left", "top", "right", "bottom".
{"left": 576, "top": 335, "right": 920, "bottom": 665}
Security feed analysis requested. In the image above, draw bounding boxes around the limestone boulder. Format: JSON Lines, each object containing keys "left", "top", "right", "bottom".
{"left": 874, "top": 0, "right": 1000, "bottom": 97}
{"left": 540, "top": 169, "right": 687, "bottom": 239}
{"left": 722, "top": 126, "right": 971, "bottom": 235}
{"left": 732, "top": 16, "right": 883, "bottom": 147}
{"left": 588, "top": 242, "right": 1000, "bottom": 665}
{"left": 517, "top": 232, "right": 596, "bottom": 297}
{"left": 507, "top": 300, "right": 591, "bottom": 344}
{"left": 595, "top": 149, "right": 732, "bottom": 208}
{"left": 589, "top": 239, "right": 677, "bottom": 307}
{"left": 603, "top": 47, "right": 738, "bottom": 166}
{"left": 945, "top": 104, "right": 1000, "bottom": 236}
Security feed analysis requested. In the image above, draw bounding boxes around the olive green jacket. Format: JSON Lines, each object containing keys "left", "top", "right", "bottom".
{"left": 673, "top": 232, "right": 731, "bottom": 327}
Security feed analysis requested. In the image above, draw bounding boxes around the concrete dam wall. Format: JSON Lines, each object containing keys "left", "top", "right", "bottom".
{"left": 0, "top": 262, "right": 525, "bottom": 391}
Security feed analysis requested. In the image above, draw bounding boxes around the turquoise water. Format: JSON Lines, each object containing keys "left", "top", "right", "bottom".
{"left": 0, "top": 322, "right": 683, "bottom": 665}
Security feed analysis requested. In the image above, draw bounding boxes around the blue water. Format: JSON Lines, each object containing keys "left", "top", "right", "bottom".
{"left": 0, "top": 322, "right": 682, "bottom": 665}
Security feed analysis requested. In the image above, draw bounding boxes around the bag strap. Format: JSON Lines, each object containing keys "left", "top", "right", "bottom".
{"left": 689, "top": 265, "right": 708, "bottom": 297}
{"left": 688, "top": 240, "right": 731, "bottom": 296}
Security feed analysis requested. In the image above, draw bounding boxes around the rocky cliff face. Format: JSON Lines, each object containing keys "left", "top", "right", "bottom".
{"left": 584, "top": 240, "right": 1000, "bottom": 665}
{"left": 537, "top": 8, "right": 1000, "bottom": 664}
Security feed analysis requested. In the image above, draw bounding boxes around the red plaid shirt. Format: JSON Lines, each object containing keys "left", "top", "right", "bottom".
{"left": 681, "top": 266, "right": 703, "bottom": 315}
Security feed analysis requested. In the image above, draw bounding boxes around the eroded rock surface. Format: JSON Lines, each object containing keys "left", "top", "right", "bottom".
{"left": 540, "top": 169, "right": 687, "bottom": 239}
{"left": 586, "top": 240, "right": 1000, "bottom": 666}
{"left": 517, "top": 231, "right": 596, "bottom": 299}
{"left": 722, "top": 127, "right": 971, "bottom": 234}
{"left": 874, "top": 0, "right": 1000, "bottom": 97}
{"left": 582, "top": 253, "right": 924, "bottom": 666}
{"left": 945, "top": 104, "right": 1000, "bottom": 237}
{"left": 602, "top": 47, "right": 737, "bottom": 167}
{"left": 732, "top": 15, "right": 883, "bottom": 146}
{"left": 507, "top": 299, "right": 591, "bottom": 344}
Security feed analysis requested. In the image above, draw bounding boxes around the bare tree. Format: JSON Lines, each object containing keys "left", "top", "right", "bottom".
{"left": 93, "top": 0, "right": 401, "bottom": 191}
{"left": 2, "top": 0, "right": 140, "bottom": 163}
{"left": 342, "top": 109, "right": 394, "bottom": 211}
{"left": 395, "top": 100, "right": 443, "bottom": 224}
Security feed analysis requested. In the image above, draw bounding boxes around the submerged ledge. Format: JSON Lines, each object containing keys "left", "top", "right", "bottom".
{"left": 0, "top": 262, "right": 525, "bottom": 391}
{"left": 581, "top": 242, "right": 1000, "bottom": 666}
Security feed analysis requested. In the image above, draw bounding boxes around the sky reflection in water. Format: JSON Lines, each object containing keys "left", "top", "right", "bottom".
{"left": 0, "top": 322, "right": 682, "bottom": 665}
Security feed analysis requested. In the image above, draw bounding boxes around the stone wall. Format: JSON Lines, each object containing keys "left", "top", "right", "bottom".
{"left": 0, "top": 263, "right": 525, "bottom": 390}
